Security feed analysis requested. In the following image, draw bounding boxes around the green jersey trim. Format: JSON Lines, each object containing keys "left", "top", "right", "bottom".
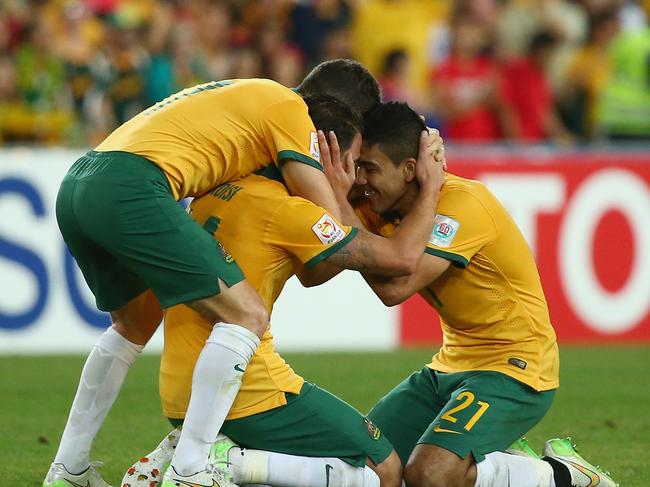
{"left": 278, "top": 150, "right": 323, "bottom": 171}
{"left": 305, "top": 227, "right": 359, "bottom": 268}
{"left": 424, "top": 287, "right": 444, "bottom": 307}
{"left": 255, "top": 165, "right": 285, "bottom": 183}
{"left": 424, "top": 247, "right": 469, "bottom": 268}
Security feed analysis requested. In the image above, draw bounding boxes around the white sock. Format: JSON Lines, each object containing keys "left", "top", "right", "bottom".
{"left": 227, "top": 447, "right": 378, "bottom": 487}
{"left": 54, "top": 327, "right": 143, "bottom": 473}
{"left": 171, "top": 323, "right": 260, "bottom": 476}
{"left": 474, "top": 452, "right": 555, "bottom": 487}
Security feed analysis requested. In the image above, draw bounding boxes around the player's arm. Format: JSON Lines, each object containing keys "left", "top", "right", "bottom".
{"left": 282, "top": 161, "right": 342, "bottom": 220}
{"left": 362, "top": 253, "right": 451, "bottom": 306}
{"left": 293, "top": 258, "right": 342, "bottom": 287}
{"left": 262, "top": 98, "right": 344, "bottom": 219}
{"left": 322, "top": 157, "right": 443, "bottom": 276}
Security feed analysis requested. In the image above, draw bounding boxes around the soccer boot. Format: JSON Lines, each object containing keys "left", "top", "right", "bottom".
{"left": 121, "top": 428, "right": 181, "bottom": 487}
{"left": 161, "top": 464, "right": 240, "bottom": 487}
{"left": 208, "top": 434, "right": 239, "bottom": 481}
{"left": 506, "top": 436, "right": 541, "bottom": 459}
{"left": 543, "top": 437, "right": 619, "bottom": 487}
{"left": 43, "top": 461, "right": 113, "bottom": 487}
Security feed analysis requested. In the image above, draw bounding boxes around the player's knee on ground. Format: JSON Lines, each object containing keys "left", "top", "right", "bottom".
{"left": 110, "top": 290, "right": 163, "bottom": 345}
{"left": 370, "top": 450, "right": 403, "bottom": 487}
{"left": 186, "top": 280, "right": 268, "bottom": 338}
{"left": 404, "top": 445, "right": 475, "bottom": 487}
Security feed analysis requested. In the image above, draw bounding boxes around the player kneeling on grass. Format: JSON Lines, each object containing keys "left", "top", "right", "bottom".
{"left": 326, "top": 102, "right": 617, "bottom": 487}
{"left": 122, "top": 98, "right": 446, "bottom": 487}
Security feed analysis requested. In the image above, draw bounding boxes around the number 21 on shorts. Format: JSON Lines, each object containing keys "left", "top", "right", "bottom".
{"left": 441, "top": 391, "right": 490, "bottom": 431}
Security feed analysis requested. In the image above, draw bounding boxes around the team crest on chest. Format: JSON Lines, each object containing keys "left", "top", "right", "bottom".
{"left": 309, "top": 131, "right": 321, "bottom": 162}
{"left": 429, "top": 214, "right": 460, "bottom": 248}
{"left": 312, "top": 213, "right": 345, "bottom": 245}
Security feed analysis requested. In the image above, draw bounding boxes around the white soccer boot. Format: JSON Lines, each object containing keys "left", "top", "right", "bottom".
{"left": 543, "top": 437, "right": 619, "bottom": 487}
{"left": 161, "top": 464, "right": 240, "bottom": 487}
{"left": 121, "top": 428, "right": 181, "bottom": 487}
{"left": 43, "top": 461, "right": 113, "bottom": 487}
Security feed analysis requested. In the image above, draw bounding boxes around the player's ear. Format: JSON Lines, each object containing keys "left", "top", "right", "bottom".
{"left": 402, "top": 158, "right": 417, "bottom": 183}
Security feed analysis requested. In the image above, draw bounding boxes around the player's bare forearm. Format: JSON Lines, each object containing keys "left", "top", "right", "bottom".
{"left": 363, "top": 253, "right": 451, "bottom": 306}
{"left": 324, "top": 229, "right": 413, "bottom": 276}
{"left": 283, "top": 160, "right": 342, "bottom": 220}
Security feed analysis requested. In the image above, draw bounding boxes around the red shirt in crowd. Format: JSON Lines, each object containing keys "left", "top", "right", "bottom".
{"left": 433, "top": 57, "right": 501, "bottom": 142}
{"left": 500, "top": 58, "right": 553, "bottom": 142}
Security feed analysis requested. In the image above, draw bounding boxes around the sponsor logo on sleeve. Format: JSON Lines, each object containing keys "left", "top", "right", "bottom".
{"left": 312, "top": 213, "right": 346, "bottom": 245}
{"left": 309, "top": 131, "right": 321, "bottom": 162}
{"left": 429, "top": 214, "right": 460, "bottom": 248}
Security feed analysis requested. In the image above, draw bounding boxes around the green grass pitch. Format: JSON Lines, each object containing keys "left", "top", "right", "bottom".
{"left": 3, "top": 347, "right": 649, "bottom": 486}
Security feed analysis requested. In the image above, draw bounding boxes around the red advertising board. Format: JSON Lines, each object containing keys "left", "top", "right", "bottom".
{"left": 400, "top": 149, "right": 650, "bottom": 344}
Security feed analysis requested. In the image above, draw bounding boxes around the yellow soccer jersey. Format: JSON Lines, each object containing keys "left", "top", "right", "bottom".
{"left": 375, "top": 174, "right": 559, "bottom": 391}
{"left": 95, "top": 79, "right": 321, "bottom": 200}
{"left": 160, "top": 173, "right": 357, "bottom": 420}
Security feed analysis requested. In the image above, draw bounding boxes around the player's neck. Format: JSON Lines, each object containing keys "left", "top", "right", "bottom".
{"left": 390, "top": 184, "right": 420, "bottom": 219}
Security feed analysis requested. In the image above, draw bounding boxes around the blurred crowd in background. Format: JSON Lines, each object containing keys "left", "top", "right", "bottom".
{"left": 1, "top": 0, "right": 650, "bottom": 146}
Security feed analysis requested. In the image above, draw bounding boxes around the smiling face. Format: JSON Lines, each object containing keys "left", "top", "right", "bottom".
{"left": 356, "top": 142, "right": 415, "bottom": 215}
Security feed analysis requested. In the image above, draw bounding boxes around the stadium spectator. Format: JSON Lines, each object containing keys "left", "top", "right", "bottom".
{"left": 378, "top": 49, "right": 434, "bottom": 122}
{"left": 498, "top": 0, "right": 588, "bottom": 92}
{"left": 289, "top": 0, "right": 352, "bottom": 66}
{"left": 353, "top": 0, "right": 448, "bottom": 92}
{"left": 500, "top": 30, "right": 574, "bottom": 144}
{"left": 430, "top": 7, "right": 505, "bottom": 142}
{"left": 596, "top": 23, "right": 650, "bottom": 139}
{"left": 560, "top": 10, "right": 620, "bottom": 139}
{"left": 100, "top": 18, "right": 149, "bottom": 125}
{"left": 4, "top": 18, "right": 74, "bottom": 143}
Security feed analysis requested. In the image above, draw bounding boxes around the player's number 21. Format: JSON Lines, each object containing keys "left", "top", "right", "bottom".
{"left": 440, "top": 391, "right": 490, "bottom": 431}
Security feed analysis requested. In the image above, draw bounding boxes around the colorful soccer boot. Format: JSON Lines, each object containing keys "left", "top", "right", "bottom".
{"left": 121, "top": 428, "right": 180, "bottom": 487}
{"left": 208, "top": 434, "right": 239, "bottom": 482}
{"left": 506, "top": 436, "right": 541, "bottom": 459}
{"left": 543, "top": 437, "right": 619, "bottom": 487}
{"left": 43, "top": 461, "right": 113, "bottom": 487}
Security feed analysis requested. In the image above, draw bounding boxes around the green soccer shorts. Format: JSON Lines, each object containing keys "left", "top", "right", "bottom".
{"left": 170, "top": 382, "right": 394, "bottom": 467}
{"left": 368, "top": 367, "right": 555, "bottom": 464}
{"left": 55, "top": 150, "right": 245, "bottom": 311}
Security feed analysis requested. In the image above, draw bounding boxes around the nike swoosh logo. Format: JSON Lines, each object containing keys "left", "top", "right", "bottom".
{"left": 325, "top": 463, "right": 334, "bottom": 487}
{"left": 234, "top": 364, "right": 245, "bottom": 372}
{"left": 433, "top": 425, "right": 461, "bottom": 435}
{"left": 565, "top": 460, "right": 601, "bottom": 486}
{"left": 174, "top": 479, "right": 218, "bottom": 487}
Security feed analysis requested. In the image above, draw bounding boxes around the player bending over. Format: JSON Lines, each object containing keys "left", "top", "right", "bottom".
{"left": 45, "top": 59, "right": 401, "bottom": 487}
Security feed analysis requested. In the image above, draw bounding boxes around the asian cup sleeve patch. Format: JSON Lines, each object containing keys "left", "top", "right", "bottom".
{"left": 312, "top": 213, "right": 346, "bottom": 245}
{"left": 309, "top": 131, "right": 321, "bottom": 162}
{"left": 429, "top": 214, "right": 460, "bottom": 248}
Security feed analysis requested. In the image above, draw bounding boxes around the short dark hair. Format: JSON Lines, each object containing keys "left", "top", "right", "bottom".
{"left": 298, "top": 59, "right": 382, "bottom": 116}
{"left": 363, "top": 102, "right": 426, "bottom": 165}
{"left": 304, "top": 94, "right": 362, "bottom": 152}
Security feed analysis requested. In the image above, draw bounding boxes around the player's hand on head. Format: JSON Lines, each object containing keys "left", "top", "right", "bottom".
{"left": 319, "top": 130, "right": 356, "bottom": 199}
{"left": 415, "top": 130, "right": 445, "bottom": 194}
{"left": 427, "top": 126, "right": 447, "bottom": 170}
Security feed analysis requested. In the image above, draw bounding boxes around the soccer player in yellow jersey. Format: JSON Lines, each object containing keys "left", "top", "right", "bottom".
{"left": 322, "top": 102, "right": 617, "bottom": 487}
{"left": 46, "top": 59, "right": 426, "bottom": 487}
{"left": 119, "top": 103, "right": 445, "bottom": 487}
